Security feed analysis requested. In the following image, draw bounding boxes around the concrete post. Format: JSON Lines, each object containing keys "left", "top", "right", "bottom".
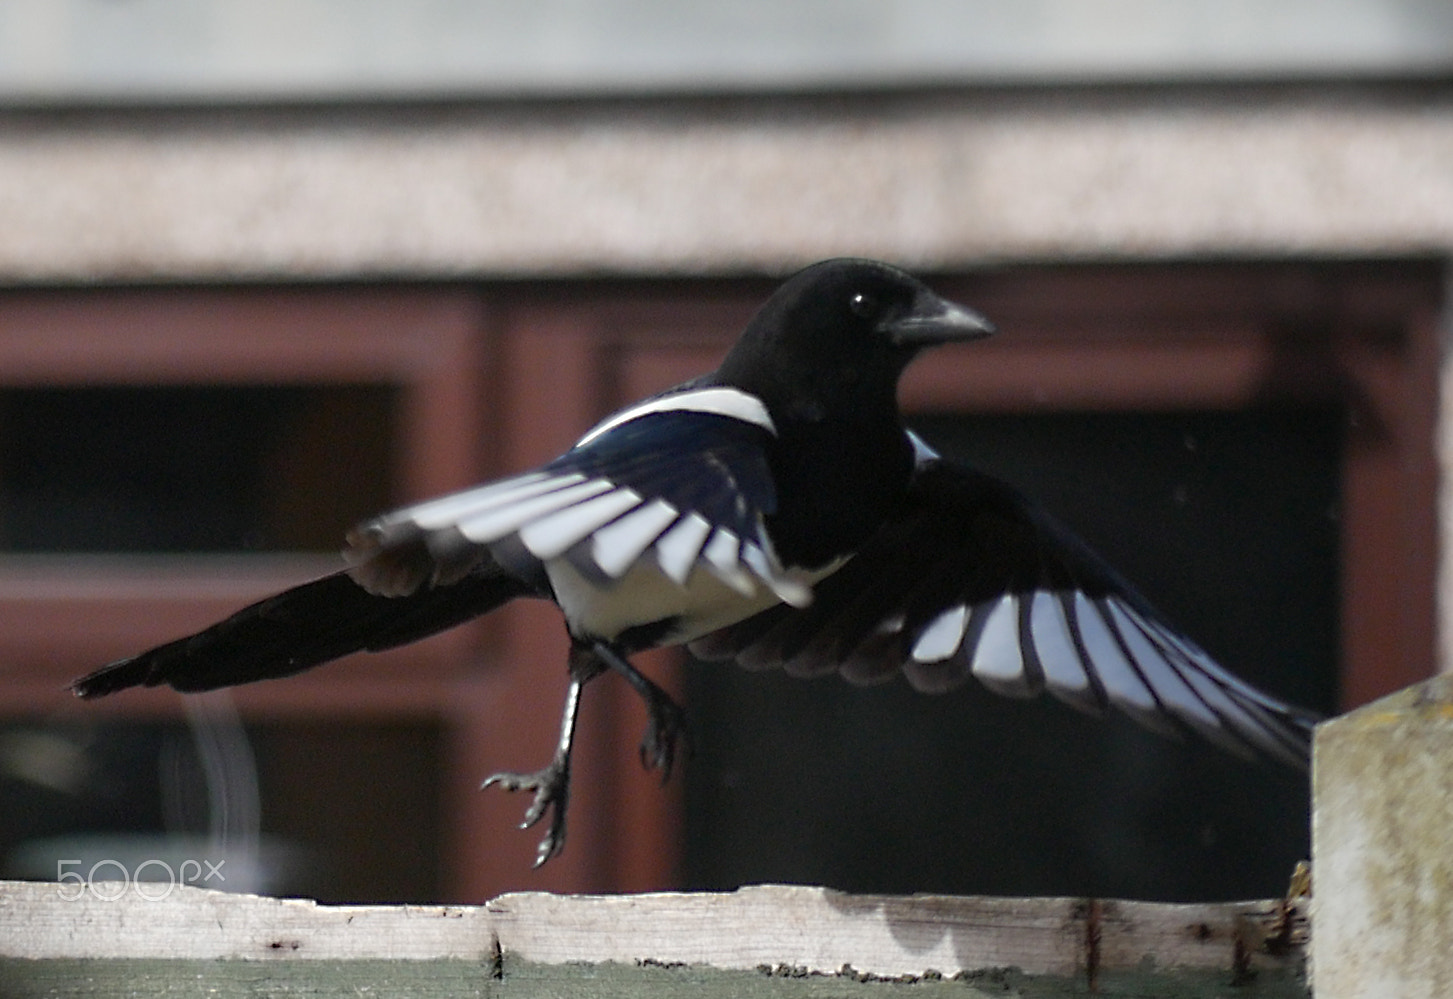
{"left": 1313, "top": 673, "right": 1453, "bottom": 998}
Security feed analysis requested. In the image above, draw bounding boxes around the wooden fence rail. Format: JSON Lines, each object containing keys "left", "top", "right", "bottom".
{"left": 1, "top": 880, "right": 1306, "bottom": 997}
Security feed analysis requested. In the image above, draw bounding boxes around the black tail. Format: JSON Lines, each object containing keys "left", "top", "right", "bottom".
{"left": 71, "top": 562, "right": 537, "bottom": 698}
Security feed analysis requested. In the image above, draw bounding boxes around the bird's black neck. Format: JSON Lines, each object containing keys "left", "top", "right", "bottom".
{"left": 763, "top": 395, "right": 915, "bottom": 570}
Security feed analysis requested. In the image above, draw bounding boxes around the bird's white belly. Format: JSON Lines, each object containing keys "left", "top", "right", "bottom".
{"left": 545, "top": 557, "right": 791, "bottom": 646}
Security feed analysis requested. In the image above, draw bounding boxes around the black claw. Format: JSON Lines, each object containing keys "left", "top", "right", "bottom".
{"left": 589, "top": 640, "right": 691, "bottom": 782}
{"left": 482, "top": 761, "right": 570, "bottom": 864}
{"left": 637, "top": 689, "right": 690, "bottom": 782}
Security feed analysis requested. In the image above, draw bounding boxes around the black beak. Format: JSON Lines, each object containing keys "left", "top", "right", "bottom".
{"left": 885, "top": 294, "right": 996, "bottom": 348}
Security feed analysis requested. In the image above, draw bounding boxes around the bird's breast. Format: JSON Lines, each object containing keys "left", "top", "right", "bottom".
{"left": 545, "top": 554, "right": 832, "bottom": 650}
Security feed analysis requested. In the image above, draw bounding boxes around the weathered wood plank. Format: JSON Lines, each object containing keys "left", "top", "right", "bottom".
{"left": 487, "top": 884, "right": 1301, "bottom": 982}
{"left": 490, "top": 886, "right": 1080, "bottom": 977}
{"left": 0, "top": 879, "right": 493, "bottom": 961}
{"left": 0, "top": 879, "right": 1306, "bottom": 996}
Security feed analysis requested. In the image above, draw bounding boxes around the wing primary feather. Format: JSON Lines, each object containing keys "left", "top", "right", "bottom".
{"left": 901, "top": 654, "right": 972, "bottom": 694}
{"left": 1023, "top": 590, "right": 1098, "bottom": 712}
{"left": 1012, "top": 593, "right": 1049, "bottom": 694}
{"left": 654, "top": 513, "right": 713, "bottom": 585}
{"left": 1146, "top": 614, "right": 1315, "bottom": 729}
{"left": 1117, "top": 605, "right": 1309, "bottom": 765}
{"left": 911, "top": 604, "right": 969, "bottom": 663}
{"left": 1102, "top": 599, "right": 1251, "bottom": 749}
{"left": 1054, "top": 592, "right": 1111, "bottom": 715}
{"left": 517, "top": 488, "right": 643, "bottom": 560}
{"left": 839, "top": 632, "right": 907, "bottom": 686}
{"left": 404, "top": 472, "right": 578, "bottom": 531}
{"left": 1069, "top": 592, "right": 1178, "bottom": 736}
{"left": 967, "top": 595, "right": 1033, "bottom": 697}
{"left": 702, "top": 528, "right": 755, "bottom": 596}
{"left": 457, "top": 478, "right": 615, "bottom": 543}
{"left": 1170, "top": 653, "right": 1307, "bottom": 765}
{"left": 1156, "top": 623, "right": 1311, "bottom": 719}
{"left": 591, "top": 499, "right": 679, "bottom": 578}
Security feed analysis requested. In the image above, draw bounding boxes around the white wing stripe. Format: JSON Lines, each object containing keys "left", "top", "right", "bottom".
{"left": 575, "top": 387, "right": 776, "bottom": 447}
{"left": 1030, "top": 592, "right": 1093, "bottom": 698}
{"left": 517, "top": 487, "right": 643, "bottom": 560}
{"left": 456, "top": 478, "right": 614, "bottom": 543}
{"left": 970, "top": 595, "right": 1030, "bottom": 694}
{"left": 1104, "top": 599, "right": 1222, "bottom": 733}
{"left": 703, "top": 528, "right": 740, "bottom": 571}
{"left": 912, "top": 604, "right": 969, "bottom": 663}
{"left": 702, "top": 528, "right": 755, "bottom": 596}
{"left": 654, "top": 513, "right": 713, "bottom": 584}
{"left": 905, "top": 429, "right": 940, "bottom": 467}
{"left": 405, "top": 472, "right": 579, "bottom": 530}
{"left": 1072, "top": 592, "right": 1158, "bottom": 713}
{"left": 592, "top": 499, "right": 680, "bottom": 578}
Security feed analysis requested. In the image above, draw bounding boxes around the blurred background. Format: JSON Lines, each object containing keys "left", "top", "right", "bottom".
{"left": 0, "top": 0, "right": 1448, "bottom": 905}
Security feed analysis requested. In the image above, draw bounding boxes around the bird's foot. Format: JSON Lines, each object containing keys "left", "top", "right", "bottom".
{"left": 482, "top": 758, "right": 570, "bottom": 868}
{"left": 638, "top": 687, "right": 689, "bottom": 781}
{"left": 586, "top": 641, "right": 692, "bottom": 781}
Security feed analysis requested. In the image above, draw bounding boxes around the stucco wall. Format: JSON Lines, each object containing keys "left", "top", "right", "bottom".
{"left": 1, "top": 87, "right": 1451, "bottom": 282}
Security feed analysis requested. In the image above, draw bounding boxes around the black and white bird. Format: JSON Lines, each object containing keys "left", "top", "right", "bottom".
{"left": 71, "top": 258, "right": 1316, "bottom": 866}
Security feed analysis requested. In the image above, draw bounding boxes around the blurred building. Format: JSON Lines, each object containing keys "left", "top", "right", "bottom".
{"left": 0, "top": 0, "right": 1448, "bottom": 904}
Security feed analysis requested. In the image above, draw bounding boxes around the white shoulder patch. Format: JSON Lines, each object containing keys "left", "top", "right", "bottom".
{"left": 575, "top": 387, "right": 775, "bottom": 447}
{"left": 906, "top": 430, "right": 940, "bottom": 467}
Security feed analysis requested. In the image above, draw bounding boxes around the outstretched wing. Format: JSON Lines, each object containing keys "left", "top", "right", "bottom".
{"left": 347, "top": 386, "right": 810, "bottom": 608}
{"left": 691, "top": 452, "right": 1317, "bottom": 768}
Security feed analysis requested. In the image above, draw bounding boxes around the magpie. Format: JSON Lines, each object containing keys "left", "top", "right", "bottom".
{"left": 71, "top": 258, "right": 1316, "bottom": 867}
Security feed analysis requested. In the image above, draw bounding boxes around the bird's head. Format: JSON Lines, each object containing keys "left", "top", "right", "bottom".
{"left": 717, "top": 258, "right": 994, "bottom": 420}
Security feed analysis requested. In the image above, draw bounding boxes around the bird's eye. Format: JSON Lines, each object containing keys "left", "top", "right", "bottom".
{"left": 848, "top": 292, "right": 878, "bottom": 318}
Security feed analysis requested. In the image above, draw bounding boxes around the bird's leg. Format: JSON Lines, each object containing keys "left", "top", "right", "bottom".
{"left": 481, "top": 646, "right": 604, "bottom": 868}
{"left": 590, "top": 641, "right": 689, "bottom": 781}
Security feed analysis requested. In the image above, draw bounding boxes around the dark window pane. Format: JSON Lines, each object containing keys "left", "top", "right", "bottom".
{"left": 0, "top": 385, "right": 397, "bottom": 553}
{"left": 0, "top": 718, "right": 443, "bottom": 905}
{"left": 684, "top": 408, "right": 1338, "bottom": 901}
